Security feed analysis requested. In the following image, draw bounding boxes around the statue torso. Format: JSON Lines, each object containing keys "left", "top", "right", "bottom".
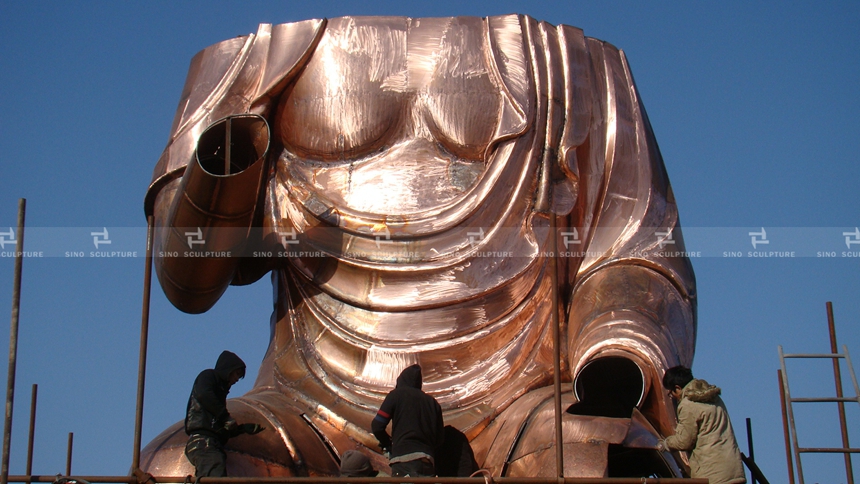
{"left": 275, "top": 16, "right": 503, "bottom": 214}
{"left": 263, "top": 17, "right": 556, "bottom": 423}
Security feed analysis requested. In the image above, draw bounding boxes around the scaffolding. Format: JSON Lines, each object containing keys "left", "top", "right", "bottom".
{"left": 778, "top": 302, "right": 860, "bottom": 484}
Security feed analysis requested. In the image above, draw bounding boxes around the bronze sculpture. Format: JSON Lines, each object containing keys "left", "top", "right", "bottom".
{"left": 141, "top": 15, "right": 697, "bottom": 478}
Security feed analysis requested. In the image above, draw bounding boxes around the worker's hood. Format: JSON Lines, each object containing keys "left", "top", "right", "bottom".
{"left": 682, "top": 378, "right": 721, "bottom": 403}
{"left": 214, "top": 350, "right": 246, "bottom": 382}
{"left": 396, "top": 364, "right": 422, "bottom": 390}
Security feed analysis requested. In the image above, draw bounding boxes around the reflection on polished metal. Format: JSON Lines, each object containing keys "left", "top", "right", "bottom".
{"left": 142, "top": 15, "right": 696, "bottom": 479}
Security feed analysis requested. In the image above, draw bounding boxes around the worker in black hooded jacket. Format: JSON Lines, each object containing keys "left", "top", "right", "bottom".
{"left": 371, "top": 364, "right": 444, "bottom": 477}
{"left": 184, "top": 350, "right": 264, "bottom": 476}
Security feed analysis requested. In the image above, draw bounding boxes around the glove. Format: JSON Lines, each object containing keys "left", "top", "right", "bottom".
{"left": 223, "top": 418, "right": 238, "bottom": 431}
{"left": 240, "top": 423, "right": 265, "bottom": 435}
{"left": 656, "top": 440, "right": 668, "bottom": 452}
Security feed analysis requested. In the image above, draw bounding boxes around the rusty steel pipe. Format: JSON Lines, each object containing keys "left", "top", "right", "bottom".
{"left": 65, "top": 433, "right": 73, "bottom": 476}
{"left": 225, "top": 117, "right": 232, "bottom": 176}
{"left": 826, "top": 302, "right": 854, "bottom": 484}
{"left": 549, "top": 215, "right": 563, "bottom": 477}
{"left": 2, "top": 199, "right": 26, "bottom": 484}
{"left": 25, "top": 385, "right": 36, "bottom": 484}
{"left": 746, "top": 417, "right": 756, "bottom": 484}
{"left": 5, "top": 477, "right": 709, "bottom": 484}
{"left": 778, "top": 369, "right": 795, "bottom": 484}
{"left": 741, "top": 453, "right": 771, "bottom": 484}
{"left": 797, "top": 447, "right": 860, "bottom": 453}
{"left": 132, "top": 216, "right": 155, "bottom": 471}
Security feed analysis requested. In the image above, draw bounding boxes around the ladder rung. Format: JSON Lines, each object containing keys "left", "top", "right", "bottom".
{"left": 783, "top": 353, "right": 844, "bottom": 359}
{"left": 790, "top": 397, "right": 860, "bottom": 403}
{"left": 798, "top": 447, "right": 860, "bottom": 454}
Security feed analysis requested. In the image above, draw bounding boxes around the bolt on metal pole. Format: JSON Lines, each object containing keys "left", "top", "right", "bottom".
{"left": 2, "top": 199, "right": 27, "bottom": 484}
{"left": 132, "top": 216, "right": 155, "bottom": 471}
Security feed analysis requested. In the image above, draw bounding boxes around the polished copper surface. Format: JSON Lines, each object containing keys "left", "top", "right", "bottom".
{"left": 142, "top": 15, "right": 696, "bottom": 478}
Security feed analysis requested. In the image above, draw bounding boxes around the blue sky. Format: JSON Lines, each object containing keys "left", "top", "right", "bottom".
{"left": 0, "top": 1, "right": 858, "bottom": 482}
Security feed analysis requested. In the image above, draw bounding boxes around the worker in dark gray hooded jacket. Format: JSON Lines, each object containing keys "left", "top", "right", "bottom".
{"left": 658, "top": 366, "right": 746, "bottom": 484}
{"left": 185, "top": 350, "right": 265, "bottom": 476}
{"left": 371, "top": 364, "right": 444, "bottom": 477}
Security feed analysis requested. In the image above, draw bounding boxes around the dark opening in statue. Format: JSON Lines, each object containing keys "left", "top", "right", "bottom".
{"left": 141, "top": 15, "right": 697, "bottom": 479}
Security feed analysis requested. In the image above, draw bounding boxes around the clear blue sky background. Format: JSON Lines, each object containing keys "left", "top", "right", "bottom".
{"left": 1, "top": 2, "right": 858, "bottom": 482}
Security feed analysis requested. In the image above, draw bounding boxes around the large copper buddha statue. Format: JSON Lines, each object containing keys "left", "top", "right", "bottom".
{"left": 141, "top": 15, "right": 696, "bottom": 478}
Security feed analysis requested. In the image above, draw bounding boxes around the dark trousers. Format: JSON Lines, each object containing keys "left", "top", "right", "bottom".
{"left": 185, "top": 434, "right": 227, "bottom": 477}
{"left": 391, "top": 458, "right": 435, "bottom": 477}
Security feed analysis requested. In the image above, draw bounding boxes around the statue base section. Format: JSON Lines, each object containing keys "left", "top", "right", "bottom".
{"left": 140, "top": 386, "right": 684, "bottom": 478}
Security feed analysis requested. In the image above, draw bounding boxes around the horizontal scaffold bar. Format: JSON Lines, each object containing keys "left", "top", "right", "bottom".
{"left": 6, "top": 476, "right": 710, "bottom": 484}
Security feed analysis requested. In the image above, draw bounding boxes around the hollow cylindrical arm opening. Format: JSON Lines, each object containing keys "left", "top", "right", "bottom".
{"left": 155, "top": 115, "right": 270, "bottom": 313}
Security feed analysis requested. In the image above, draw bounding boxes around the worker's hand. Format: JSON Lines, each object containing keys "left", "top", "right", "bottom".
{"left": 656, "top": 440, "right": 668, "bottom": 452}
{"left": 223, "top": 418, "right": 238, "bottom": 431}
{"left": 241, "top": 423, "right": 265, "bottom": 435}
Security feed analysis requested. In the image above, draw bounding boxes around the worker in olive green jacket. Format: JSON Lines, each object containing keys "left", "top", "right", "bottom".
{"left": 658, "top": 366, "right": 746, "bottom": 484}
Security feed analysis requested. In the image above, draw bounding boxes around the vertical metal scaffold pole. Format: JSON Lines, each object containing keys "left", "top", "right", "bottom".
{"left": 2, "top": 199, "right": 27, "bottom": 484}
{"left": 225, "top": 117, "right": 232, "bottom": 176}
{"left": 549, "top": 215, "right": 564, "bottom": 477}
{"left": 745, "top": 418, "right": 756, "bottom": 484}
{"left": 65, "top": 433, "right": 73, "bottom": 476}
{"left": 826, "top": 302, "right": 854, "bottom": 484}
{"left": 25, "top": 385, "right": 36, "bottom": 484}
{"left": 778, "top": 369, "right": 795, "bottom": 484}
{"left": 132, "top": 216, "right": 155, "bottom": 471}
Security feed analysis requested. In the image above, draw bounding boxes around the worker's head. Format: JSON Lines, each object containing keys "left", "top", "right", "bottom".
{"left": 662, "top": 366, "right": 694, "bottom": 401}
{"left": 215, "top": 350, "right": 246, "bottom": 386}
{"left": 227, "top": 368, "right": 245, "bottom": 386}
{"left": 339, "top": 450, "right": 378, "bottom": 477}
{"left": 395, "top": 364, "right": 423, "bottom": 390}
